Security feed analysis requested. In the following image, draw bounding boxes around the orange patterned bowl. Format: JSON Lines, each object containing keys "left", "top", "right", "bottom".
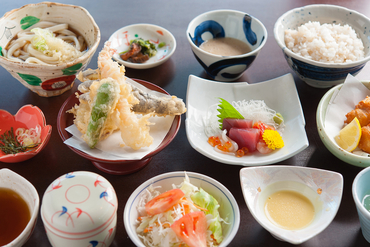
{"left": 0, "top": 105, "right": 52, "bottom": 163}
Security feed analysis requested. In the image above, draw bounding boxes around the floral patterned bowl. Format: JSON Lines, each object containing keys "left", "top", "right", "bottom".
{"left": 0, "top": 105, "right": 52, "bottom": 163}
{"left": 0, "top": 2, "right": 100, "bottom": 97}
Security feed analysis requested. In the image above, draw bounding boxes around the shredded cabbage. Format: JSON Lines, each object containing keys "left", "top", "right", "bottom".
{"left": 136, "top": 173, "right": 225, "bottom": 247}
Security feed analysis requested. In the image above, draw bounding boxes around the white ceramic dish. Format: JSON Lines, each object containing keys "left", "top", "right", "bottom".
{"left": 0, "top": 168, "right": 39, "bottom": 247}
{"left": 124, "top": 171, "right": 240, "bottom": 247}
{"left": 240, "top": 166, "right": 343, "bottom": 244}
{"left": 185, "top": 73, "right": 308, "bottom": 166}
{"left": 108, "top": 23, "right": 176, "bottom": 69}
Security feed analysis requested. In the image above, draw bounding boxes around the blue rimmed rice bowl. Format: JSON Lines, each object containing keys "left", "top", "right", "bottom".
{"left": 274, "top": 4, "right": 370, "bottom": 88}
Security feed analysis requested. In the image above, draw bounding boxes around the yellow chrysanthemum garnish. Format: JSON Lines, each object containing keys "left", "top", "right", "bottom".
{"left": 262, "top": 129, "right": 284, "bottom": 150}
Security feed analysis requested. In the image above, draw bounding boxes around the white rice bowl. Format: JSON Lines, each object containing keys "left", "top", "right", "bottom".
{"left": 285, "top": 21, "right": 364, "bottom": 63}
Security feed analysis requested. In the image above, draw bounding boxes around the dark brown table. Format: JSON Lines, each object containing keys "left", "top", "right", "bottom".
{"left": 1, "top": 0, "right": 370, "bottom": 246}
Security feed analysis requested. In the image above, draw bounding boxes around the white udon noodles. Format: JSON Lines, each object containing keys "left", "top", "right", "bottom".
{"left": 3, "top": 21, "right": 86, "bottom": 65}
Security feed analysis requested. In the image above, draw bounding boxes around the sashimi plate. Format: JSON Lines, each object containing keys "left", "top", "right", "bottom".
{"left": 185, "top": 74, "right": 308, "bottom": 166}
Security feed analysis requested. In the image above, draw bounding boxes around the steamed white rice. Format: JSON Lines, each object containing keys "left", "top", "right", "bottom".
{"left": 285, "top": 21, "right": 365, "bottom": 63}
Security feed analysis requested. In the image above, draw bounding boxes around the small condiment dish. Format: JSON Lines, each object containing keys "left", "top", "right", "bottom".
{"left": 124, "top": 171, "right": 240, "bottom": 247}
{"left": 186, "top": 73, "right": 308, "bottom": 166}
{"left": 0, "top": 2, "right": 100, "bottom": 97}
{"left": 0, "top": 105, "right": 52, "bottom": 163}
{"left": 186, "top": 9, "right": 267, "bottom": 81}
{"left": 41, "top": 171, "right": 118, "bottom": 247}
{"left": 240, "top": 166, "right": 343, "bottom": 244}
{"left": 108, "top": 23, "right": 176, "bottom": 69}
{"left": 274, "top": 4, "right": 370, "bottom": 88}
{"left": 0, "top": 168, "right": 39, "bottom": 247}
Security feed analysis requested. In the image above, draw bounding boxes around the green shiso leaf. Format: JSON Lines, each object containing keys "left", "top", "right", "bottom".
{"left": 217, "top": 98, "right": 244, "bottom": 129}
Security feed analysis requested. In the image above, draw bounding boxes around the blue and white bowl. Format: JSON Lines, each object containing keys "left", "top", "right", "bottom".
{"left": 186, "top": 9, "right": 267, "bottom": 81}
{"left": 274, "top": 4, "right": 370, "bottom": 88}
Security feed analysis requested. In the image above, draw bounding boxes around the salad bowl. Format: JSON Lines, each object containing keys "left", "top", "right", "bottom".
{"left": 0, "top": 105, "right": 52, "bottom": 163}
{"left": 240, "top": 166, "right": 343, "bottom": 244}
{"left": 124, "top": 171, "right": 240, "bottom": 247}
{"left": 57, "top": 78, "right": 181, "bottom": 175}
{"left": 108, "top": 23, "right": 176, "bottom": 69}
{"left": 185, "top": 73, "right": 308, "bottom": 166}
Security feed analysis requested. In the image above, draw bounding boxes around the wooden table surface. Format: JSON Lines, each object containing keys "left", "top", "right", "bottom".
{"left": 1, "top": 0, "right": 370, "bottom": 246}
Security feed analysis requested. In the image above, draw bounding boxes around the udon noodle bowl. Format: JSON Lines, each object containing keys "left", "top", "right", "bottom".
{"left": 4, "top": 21, "right": 87, "bottom": 65}
{"left": 0, "top": 2, "right": 100, "bottom": 97}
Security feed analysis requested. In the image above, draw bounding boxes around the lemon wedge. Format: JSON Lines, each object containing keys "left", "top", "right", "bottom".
{"left": 334, "top": 117, "right": 362, "bottom": 152}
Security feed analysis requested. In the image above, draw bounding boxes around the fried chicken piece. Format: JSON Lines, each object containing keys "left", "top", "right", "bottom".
{"left": 345, "top": 96, "right": 370, "bottom": 127}
{"left": 359, "top": 125, "right": 370, "bottom": 153}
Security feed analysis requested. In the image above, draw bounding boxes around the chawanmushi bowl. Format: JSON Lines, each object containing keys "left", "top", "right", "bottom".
{"left": 124, "top": 171, "right": 240, "bottom": 247}
{"left": 0, "top": 2, "right": 100, "bottom": 97}
{"left": 274, "top": 4, "right": 370, "bottom": 88}
{"left": 0, "top": 104, "right": 52, "bottom": 163}
{"left": 41, "top": 171, "right": 117, "bottom": 247}
{"left": 186, "top": 9, "right": 267, "bottom": 81}
{"left": 240, "top": 166, "right": 343, "bottom": 244}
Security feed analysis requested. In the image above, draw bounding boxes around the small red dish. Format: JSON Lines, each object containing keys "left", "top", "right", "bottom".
{"left": 0, "top": 105, "right": 52, "bottom": 163}
{"left": 57, "top": 79, "right": 181, "bottom": 175}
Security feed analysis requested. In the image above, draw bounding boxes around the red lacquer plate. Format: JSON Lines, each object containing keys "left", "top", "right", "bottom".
{"left": 0, "top": 105, "right": 52, "bottom": 163}
{"left": 57, "top": 79, "right": 181, "bottom": 175}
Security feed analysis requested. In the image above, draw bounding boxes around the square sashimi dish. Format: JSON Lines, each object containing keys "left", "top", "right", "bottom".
{"left": 204, "top": 98, "right": 285, "bottom": 156}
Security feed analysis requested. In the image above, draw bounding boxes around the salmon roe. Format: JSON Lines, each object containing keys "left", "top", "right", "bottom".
{"left": 208, "top": 136, "right": 221, "bottom": 147}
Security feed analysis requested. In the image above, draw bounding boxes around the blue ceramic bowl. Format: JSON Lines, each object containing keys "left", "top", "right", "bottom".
{"left": 186, "top": 9, "right": 267, "bottom": 81}
{"left": 274, "top": 4, "right": 370, "bottom": 88}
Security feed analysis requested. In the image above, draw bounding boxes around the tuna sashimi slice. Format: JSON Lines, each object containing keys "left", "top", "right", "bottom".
{"left": 229, "top": 128, "right": 260, "bottom": 152}
{"left": 223, "top": 118, "right": 253, "bottom": 134}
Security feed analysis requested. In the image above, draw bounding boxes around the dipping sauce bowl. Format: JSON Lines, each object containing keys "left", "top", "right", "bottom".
{"left": 186, "top": 9, "right": 267, "bottom": 81}
{"left": 41, "top": 171, "right": 117, "bottom": 247}
{"left": 0, "top": 168, "right": 39, "bottom": 247}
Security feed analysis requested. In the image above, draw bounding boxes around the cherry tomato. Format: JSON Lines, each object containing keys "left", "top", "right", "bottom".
{"left": 171, "top": 211, "right": 207, "bottom": 247}
{"left": 145, "top": 188, "right": 184, "bottom": 215}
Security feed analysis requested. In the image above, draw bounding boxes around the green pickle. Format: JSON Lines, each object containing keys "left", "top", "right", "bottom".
{"left": 85, "top": 80, "right": 120, "bottom": 148}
